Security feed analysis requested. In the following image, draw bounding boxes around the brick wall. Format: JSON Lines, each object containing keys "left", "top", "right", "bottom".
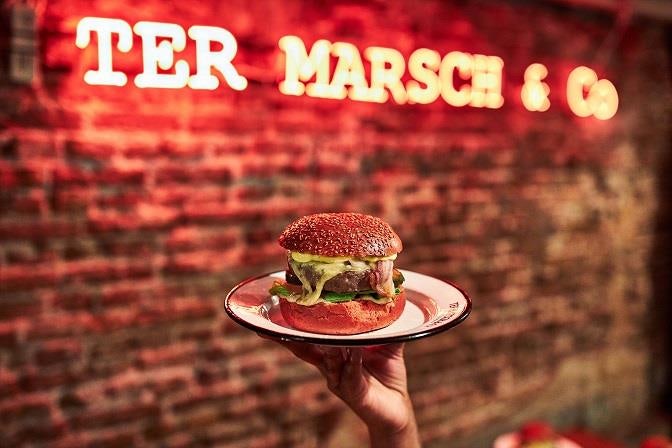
{"left": 1, "top": 0, "right": 671, "bottom": 446}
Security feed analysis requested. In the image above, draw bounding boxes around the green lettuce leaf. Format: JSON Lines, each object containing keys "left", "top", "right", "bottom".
{"left": 269, "top": 282, "right": 294, "bottom": 298}
{"left": 323, "top": 291, "right": 357, "bottom": 303}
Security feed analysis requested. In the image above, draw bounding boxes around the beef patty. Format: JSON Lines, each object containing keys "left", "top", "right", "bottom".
{"left": 286, "top": 259, "right": 403, "bottom": 295}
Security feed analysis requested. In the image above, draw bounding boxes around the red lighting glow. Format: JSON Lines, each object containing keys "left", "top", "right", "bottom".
{"left": 566, "top": 66, "right": 618, "bottom": 120}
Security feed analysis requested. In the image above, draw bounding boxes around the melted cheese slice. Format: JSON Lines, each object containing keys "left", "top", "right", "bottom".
{"left": 287, "top": 259, "right": 393, "bottom": 306}
{"left": 290, "top": 252, "right": 397, "bottom": 263}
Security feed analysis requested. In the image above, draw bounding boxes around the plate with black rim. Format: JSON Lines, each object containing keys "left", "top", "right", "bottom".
{"left": 224, "top": 269, "right": 471, "bottom": 346}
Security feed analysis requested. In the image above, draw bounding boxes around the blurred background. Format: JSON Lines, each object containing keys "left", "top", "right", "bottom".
{"left": 1, "top": 0, "right": 671, "bottom": 447}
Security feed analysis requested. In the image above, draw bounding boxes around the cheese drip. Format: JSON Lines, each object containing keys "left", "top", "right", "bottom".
{"left": 289, "top": 259, "right": 357, "bottom": 305}
{"left": 288, "top": 259, "right": 390, "bottom": 306}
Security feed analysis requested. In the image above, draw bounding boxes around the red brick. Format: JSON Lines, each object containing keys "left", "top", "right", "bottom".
{"left": 0, "top": 392, "right": 53, "bottom": 421}
{"left": 26, "top": 313, "right": 101, "bottom": 340}
{"left": 18, "top": 368, "right": 86, "bottom": 396}
{"left": 87, "top": 203, "right": 179, "bottom": 232}
{"left": 53, "top": 186, "right": 97, "bottom": 211}
{"left": 145, "top": 368, "right": 191, "bottom": 395}
{"left": 14, "top": 162, "right": 54, "bottom": 186}
{"left": 52, "top": 290, "right": 96, "bottom": 311}
{"left": 99, "top": 165, "right": 145, "bottom": 185}
{"left": 0, "top": 162, "right": 17, "bottom": 188}
{"left": 171, "top": 380, "right": 246, "bottom": 413}
{"left": 70, "top": 403, "right": 160, "bottom": 430}
{"left": 135, "top": 342, "right": 197, "bottom": 368}
{"left": 0, "top": 293, "right": 44, "bottom": 317}
{"left": 100, "top": 281, "right": 158, "bottom": 307}
{"left": 13, "top": 421, "right": 66, "bottom": 444}
{"left": 92, "top": 112, "right": 181, "bottom": 130}
{"left": 64, "top": 139, "right": 117, "bottom": 159}
{"left": 165, "top": 226, "right": 204, "bottom": 250}
{"left": 53, "top": 165, "right": 93, "bottom": 185}
{"left": 10, "top": 190, "right": 48, "bottom": 214}
{"left": 61, "top": 258, "right": 153, "bottom": 283}
{"left": 0, "top": 368, "right": 19, "bottom": 399}
{"left": 164, "top": 250, "right": 240, "bottom": 274}
{"left": 35, "top": 339, "right": 82, "bottom": 367}
{"left": 84, "top": 432, "right": 137, "bottom": 448}
{"left": 0, "top": 219, "right": 84, "bottom": 240}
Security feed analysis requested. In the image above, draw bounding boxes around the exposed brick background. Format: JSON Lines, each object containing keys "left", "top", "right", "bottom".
{"left": 1, "top": 0, "right": 671, "bottom": 447}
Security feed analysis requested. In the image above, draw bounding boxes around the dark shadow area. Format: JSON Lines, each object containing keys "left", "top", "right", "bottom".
{"left": 649, "top": 23, "right": 672, "bottom": 433}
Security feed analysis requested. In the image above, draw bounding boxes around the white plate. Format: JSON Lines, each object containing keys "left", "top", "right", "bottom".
{"left": 224, "top": 269, "right": 471, "bottom": 346}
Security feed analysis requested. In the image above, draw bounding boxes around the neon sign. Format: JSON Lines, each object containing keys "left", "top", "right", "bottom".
{"left": 75, "top": 18, "right": 247, "bottom": 90}
{"left": 279, "top": 36, "right": 503, "bottom": 108}
{"left": 74, "top": 17, "right": 619, "bottom": 119}
{"left": 521, "top": 63, "right": 550, "bottom": 112}
{"left": 566, "top": 66, "right": 618, "bottom": 120}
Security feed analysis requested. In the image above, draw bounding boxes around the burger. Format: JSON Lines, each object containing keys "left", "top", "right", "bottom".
{"left": 268, "top": 212, "right": 406, "bottom": 335}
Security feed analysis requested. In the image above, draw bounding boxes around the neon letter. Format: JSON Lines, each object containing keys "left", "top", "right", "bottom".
{"left": 567, "top": 66, "right": 597, "bottom": 117}
{"left": 521, "top": 63, "right": 550, "bottom": 112}
{"left": 471, "top": 54, "right": 504, "bottom": 109}
{"left": 278, "top": 36, "right": 332, "bottom": 97}
{"left": 75, "top": 17, "right": 133, "bottom": 86}
{"left": 406, "top": 48, "right": 441, "bottom": 104}
{"left": 567, "top": 66, "right": 618, "bottom": 120}
{"left": 330, "top": 42, "right": 375, "bottom": 101}
{"left": 587, "top": 79, "right": 618, "bottom": 120}
{"left": 439, "top": 51, "right": 472, "bottom": 107}
{"left": 364, "top": 47, "right": 408, "bottom": 104}
{"left": 188, "top": 26, "right": 247, "bottom": 91}
{"left": 133, "top": 22, "right": 189, "bottom": 89}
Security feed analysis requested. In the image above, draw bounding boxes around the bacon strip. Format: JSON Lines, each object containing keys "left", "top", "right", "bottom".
{"left": 370, "top": 260, "right": 395, "bottom": 298}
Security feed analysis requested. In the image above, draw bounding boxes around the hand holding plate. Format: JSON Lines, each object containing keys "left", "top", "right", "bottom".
{"left": 261, "top": 336, "right": 420, "bottom": 448}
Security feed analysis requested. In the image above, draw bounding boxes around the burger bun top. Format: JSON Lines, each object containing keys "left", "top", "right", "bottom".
{"left": 278, "top": 212, "right": 402, "bottom": 257}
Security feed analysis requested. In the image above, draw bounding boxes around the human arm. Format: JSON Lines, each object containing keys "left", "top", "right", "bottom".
{"left": 269, "top": 340, "right": 420, "bottom": 448}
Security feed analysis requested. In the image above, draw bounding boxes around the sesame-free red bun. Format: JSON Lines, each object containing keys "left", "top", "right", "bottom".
{"left": 279, "top": 289, "right": 406, "bottom": 335}
{"left": 279, "top": 212, "right": 402, "bottom": 257}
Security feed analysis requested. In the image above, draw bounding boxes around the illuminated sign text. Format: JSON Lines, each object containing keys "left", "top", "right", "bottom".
{"left": 521, "top": 63, "right": 550, "bottom": 112}
{"left": 75, "top": 17, "right": 247, "bottom": 90}
{"left": 279, "top": 36, "right": 504, "bottom": 108}
{"left": 74, "top": 17, "right": 619, "bottom": 119}
{"left": 566, "top": 66, "right": 618, "bottom": 120}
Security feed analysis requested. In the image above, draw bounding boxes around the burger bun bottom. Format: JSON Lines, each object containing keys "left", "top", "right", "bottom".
{"left": 279, "top": 290, "right": 406, "bottom": 335}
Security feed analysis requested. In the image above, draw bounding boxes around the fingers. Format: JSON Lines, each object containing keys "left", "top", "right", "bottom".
{"left": 336, "top": 348, "right": 369, "bottom": 408}
{"left": 320, "top": 347, "right": 345, "bottom": 391}
{"left": 257, "top": 335, "right": 377, "bottom": 399}
{"left": 284, "top": 341, "right": 325, "bottom": 366}
{"left": 343, "top": 348, "right": 363, "bottom": 383}
{"left": 363, "top": 343, "right": 405, "bottom": 364}
{"left": 366, "top": 343, "right": 404, "bottom": 356}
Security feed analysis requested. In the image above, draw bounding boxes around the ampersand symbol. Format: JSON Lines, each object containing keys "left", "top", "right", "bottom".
{"left": 521, "top": 63, "right": 551, "bottom": 112}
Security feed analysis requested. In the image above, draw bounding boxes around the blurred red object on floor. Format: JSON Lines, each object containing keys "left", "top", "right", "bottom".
{"left": 521, "top": 421, "right": 556, "bottom": 444}
{"left": 640, "top": 436, "right": 672, "bottom": 448}
{"left": 562, "top": 429, "right": 626, "bottom": 448}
